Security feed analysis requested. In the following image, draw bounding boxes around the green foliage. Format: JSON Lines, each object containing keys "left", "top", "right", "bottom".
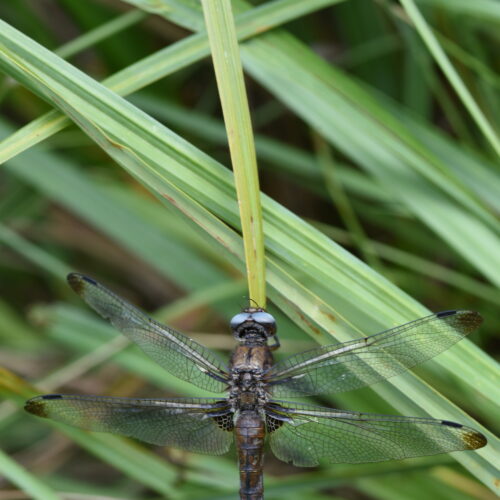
{"left": 0, "top": 1, "right": 498, "bottom": 499}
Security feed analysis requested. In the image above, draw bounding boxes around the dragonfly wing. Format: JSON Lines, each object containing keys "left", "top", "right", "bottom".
{"left": 266, "top": 401, "right": 486, "bottom": 466}
{"left": 26, "top": 395, "right": 234, "bottom": 454}
{"left": 268, "top": 311, "right": 481, "bottom": 397}
{"left": 68, "top": 273, "right": 229, "bottom": 393}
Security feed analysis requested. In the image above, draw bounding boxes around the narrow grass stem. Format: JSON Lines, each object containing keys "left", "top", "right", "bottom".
{"left": 201, "top": 0, "right": 266, "bottom": 307}
{"left": 399, "top": 0, "right": 500, "bottom": 157}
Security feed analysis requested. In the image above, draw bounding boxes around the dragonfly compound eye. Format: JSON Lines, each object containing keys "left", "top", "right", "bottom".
{"left": 252, "top": 311, "right": 277, "bottom": 336}
{"left": 230, "top": 312, "right": 253, "bottom": 331}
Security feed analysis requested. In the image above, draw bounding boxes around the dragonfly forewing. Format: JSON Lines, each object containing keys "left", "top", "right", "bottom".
{"left": 25, "top": 395, "right": 234, "bottom": 454}
{"left": 67, "top": 273, "right": 230, "bottom": 393}
{"left": 267, "top": 310, "right": 482, "bottom": 397}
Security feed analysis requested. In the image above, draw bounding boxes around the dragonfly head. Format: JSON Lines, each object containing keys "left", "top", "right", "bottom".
{"left": 230, "top": 308, "right": 277, "bottom": 344}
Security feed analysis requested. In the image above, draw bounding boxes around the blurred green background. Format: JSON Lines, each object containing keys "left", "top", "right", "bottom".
{"left": 0, "top": 0, "right": 499, "bottom": 499}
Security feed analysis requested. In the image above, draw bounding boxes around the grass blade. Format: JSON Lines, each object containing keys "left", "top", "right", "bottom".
{"left": 399, "top": 0, "right": 500, "bottom": 156}
{"left": 202, "top": 0, "right": 266, "bottom": 305}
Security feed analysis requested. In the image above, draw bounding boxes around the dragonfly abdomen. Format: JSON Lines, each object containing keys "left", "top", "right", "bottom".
{"left": 235, "top": 410, "right": 266, "bottom": 500}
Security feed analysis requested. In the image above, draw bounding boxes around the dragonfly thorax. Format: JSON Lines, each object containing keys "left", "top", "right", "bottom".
{"left": 229, "top": 342, "right": 273, "bottom": 412}
{"left": 229, "top": 370, "right": 268, "bottom": 411}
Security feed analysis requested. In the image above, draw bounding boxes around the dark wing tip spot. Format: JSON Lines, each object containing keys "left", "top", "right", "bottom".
{"left": 441, "top": 421, "right": 487, "bottom": 450}
{"left": 442, "top": 420, "right": 462, "bottom": 428}
{"left": 461, "top": 311, "right": 483, "bottom": 328}
{"left": 67, "top": 273, "right": 83, "bottom": 292}
{"left": 437, "top": 310, "right": 483, "bottom": 332}
{"left": 24, "top": 397, "right": 49, "bottom": 417}
{"left": 455, "top": 310, "right": 483, "bottom": 331}
{"left": 67, "top": 273, "right": 97, "bottom": 293}
{"left": 436, "top": 310, "right": 457, "bottom": 318}
{"left": 463, "top": 430, "right": 487, "bottom": 450}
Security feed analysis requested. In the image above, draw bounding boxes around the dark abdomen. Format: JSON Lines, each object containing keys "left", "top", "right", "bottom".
{"left": 235, "top": 410, "right": 265, "bottom": 500}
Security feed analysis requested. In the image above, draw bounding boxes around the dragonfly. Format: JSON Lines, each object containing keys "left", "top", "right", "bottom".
{"left": 26, "top": 273, "right": 487, "bottom": 500}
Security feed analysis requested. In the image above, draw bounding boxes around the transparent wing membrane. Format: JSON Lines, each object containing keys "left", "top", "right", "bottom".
{"left": 266, "top": 402, "right": 486, "bottom": 466}
{"left": 25, "top": 395, "right": 233, "bottom": 454}
{"left": 68, "top": 273, "right": 229, "bottom": 393}
{"left": 26, "top": 290, "right": 486, "bottom": 470}
{"left": 268, "top": 311, "right": 482, "bottom": 397}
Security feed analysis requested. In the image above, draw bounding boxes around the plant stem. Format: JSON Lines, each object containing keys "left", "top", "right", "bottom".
{"left": 201, "top": 0, "right": 266, "bottom": 307}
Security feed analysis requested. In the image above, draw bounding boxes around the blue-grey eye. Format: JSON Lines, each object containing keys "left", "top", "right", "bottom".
{"left": 230, "top": 312, "right": 252, "bottom": 329}
{"left": 252, "top": 311, "right": 276, "bottom": 326}
{"left": 252, "top": 311, "right": 277, "bottom": 335}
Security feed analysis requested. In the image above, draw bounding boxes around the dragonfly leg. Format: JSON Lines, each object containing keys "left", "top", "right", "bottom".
{"left": 267, "top": 335, "right": 280, "bottom": 351}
